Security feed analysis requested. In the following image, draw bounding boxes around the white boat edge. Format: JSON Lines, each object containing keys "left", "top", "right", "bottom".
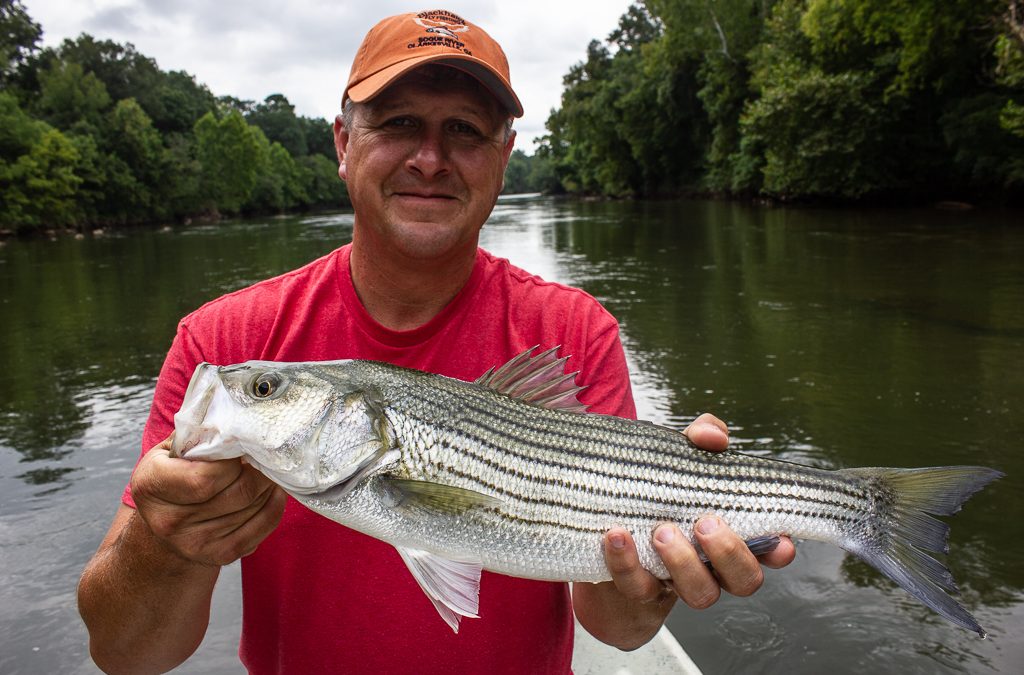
{"left": 572, "top": 616, "right": 703, "bottom": 675}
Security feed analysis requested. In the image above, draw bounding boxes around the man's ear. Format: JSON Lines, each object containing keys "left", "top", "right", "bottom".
{"left": 499, "top": 128, "right": 516, "bottom": 192}
{"left": 334, "top": 115, "right": 349, "bottom": 181}
{"left": 502, "top": 128, "right": 516, "bottom": 167}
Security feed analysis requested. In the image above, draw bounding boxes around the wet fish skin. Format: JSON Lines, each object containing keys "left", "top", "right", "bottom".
{"left": 171, "top": 348, "right": 1003, "bottom": 635}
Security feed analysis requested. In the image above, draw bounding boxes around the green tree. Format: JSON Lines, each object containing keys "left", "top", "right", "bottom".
{"left": 164, "top": 133, "right": 201, "bottom": 216}
{"left": 300, "top": 115, "right": 337, "bottom": 160}
{"left": 526, "top": 150, "right": 559, "bottom": 194}
{"left": 247, "top": 94, "right": 307, "bottom": 157}
{"left": 747, "top": 0, "right": 1022, "bottom": 198}
{"left": 539, "top": 3, "right": 712, "bottom": 196}
{"left": 24, "top": 35, "right": 215, "bottom": 135}
{"left": 1, "top": 3, "right": 356, "bottom": 227}
{"left": 0, "top": 93, "right": 81, "bottom": 230}
{"left": 502, "top": 149, "right": 531, "bottom": 193}
{"left": 151, "top": 70, "right": 217, "bottom": 135}
{"left": 194, "top": 110, "right": 268, "bottom": 214}
{"left": 801, "top": 0, "right": 994, "bottom": 97}
{"left": 99, "top": 98, "right": 167, "bottom": 221}
{"left": 996, "top": 1, "right": 1024, "bottom": 139}
{"left": 542, "top": 39, "right": 641, "bottom": 196}
{"left": 0, "top": 0, "right": 40, "bottom": 86}
{"left": 217, "top": 95, "right": 255, "bottom": 116}
{"left": 645, "top": 0, "right": 771, "bottom": 192}
{"left": 246, "top": 135, "right": 310, "bottom": 213}
{"left": 33, "top": 58, "right": 112, "bottom": 132}
{"left": 742, "top": 67, "right": 895, "bottom": 198}
{"left": 300, "top": 153, "right": 348, "bottom": 207}
{"left": 536, "top": 0, "right": 1024, "bottom": 201}
{"left": 0, "top": 87, "right": 38, "bottom": 157}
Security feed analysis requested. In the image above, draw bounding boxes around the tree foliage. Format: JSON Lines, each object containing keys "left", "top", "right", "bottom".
{"left": 194, "top": 111, "right": 268, "bottom": 214}
{"left": 247, "top": 94, "right": 307, "bottom": 157}
{"left": 0, "top": 6, "right": 350, "bottom": 232}
{"left": 996, "top": 1, "right": 1024, "bottom": 142}
{"left": 538, "top": 0, "right": 1024, "bottom": 202}
{"left": 0, "top": 0, "right": 40, "bottom": 86}
{"left": 0, "top": 92, "right": 81, "bottom": 229}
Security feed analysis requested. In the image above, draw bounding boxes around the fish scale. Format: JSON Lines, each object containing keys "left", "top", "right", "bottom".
{"left": 171, "top": 348, "right": 1003, "bottom": 636}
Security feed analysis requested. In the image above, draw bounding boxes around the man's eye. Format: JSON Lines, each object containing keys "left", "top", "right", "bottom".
{"left": 450, "top": 121, "right": 480, "bottom": 135}
{"left": 385, "top": 117, "right": 416, "bottom": 128}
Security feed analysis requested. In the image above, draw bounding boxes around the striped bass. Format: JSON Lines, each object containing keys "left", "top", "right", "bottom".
{"left": 170, "top": 347, "right": 1002, "bottom": 636}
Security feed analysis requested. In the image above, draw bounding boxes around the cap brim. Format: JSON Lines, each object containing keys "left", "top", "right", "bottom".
{"left": 346, "top": 54, "right": 523, "bottom": 118}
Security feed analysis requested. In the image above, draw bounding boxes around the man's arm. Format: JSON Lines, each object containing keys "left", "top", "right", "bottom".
{"left": 78, "top": 437, "right": 286, "bottom": 674}
{"left": 572, "top": 415, "right": 796, "bottom": 650}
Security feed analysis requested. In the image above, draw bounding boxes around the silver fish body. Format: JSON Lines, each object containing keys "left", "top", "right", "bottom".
{"left": 171, "top": 349, "right": 1002, "bottom": 636}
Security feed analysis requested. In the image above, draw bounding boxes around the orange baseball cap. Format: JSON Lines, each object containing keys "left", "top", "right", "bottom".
{"left": 343, "top": 9, "right": 523, "bottom": 117}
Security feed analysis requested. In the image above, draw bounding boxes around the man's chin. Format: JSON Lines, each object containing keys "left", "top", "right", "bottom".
{"left": 386, "top": 226, "right": 479, "bottom": 261}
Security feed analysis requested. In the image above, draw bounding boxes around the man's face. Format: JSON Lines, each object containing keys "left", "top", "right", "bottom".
{"left": 335, "top": 70, "right": 515, "bottom": 263}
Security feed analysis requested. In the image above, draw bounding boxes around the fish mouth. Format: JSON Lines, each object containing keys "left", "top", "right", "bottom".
{"left": 171, "top": 363, "right": 223, "bottom": 458}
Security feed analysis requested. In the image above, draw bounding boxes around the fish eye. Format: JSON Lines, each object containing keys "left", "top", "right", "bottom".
{"left": 251, "top": 372, "right": 282, "bottom": 399}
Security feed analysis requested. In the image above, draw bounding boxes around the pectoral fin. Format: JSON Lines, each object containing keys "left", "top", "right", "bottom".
{"left": 383, "top": 477, "right": 503, "bottom": 516}
{"left": 395, "top": 546, "right": 483, "bottom": 633}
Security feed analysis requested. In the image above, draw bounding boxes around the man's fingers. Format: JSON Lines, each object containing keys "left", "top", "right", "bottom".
{"left": 694, "top": 517, "right": 764, "bottom": 597}
{"left": 135, "top": 448, "right": 244, "bottom": 507}
{"left": 758, "top": 535, "right": 796, "bottom": 569}
{"left": 683, "top": 413, "right": 730, "bottom": 452}
{"left": 211, "top": 487, "right": 288, "bottom": 564}
{"left": 652, "top": 524, "right": 720, "bottom": 609}
{"left": 194, "top": 463, "right": 278, "bottom": 524}
{"left": 131, "top": 436, "right": 286, "bottom": 566}
{"left": 602, "top": 528, "right": 664, "bottom": 603}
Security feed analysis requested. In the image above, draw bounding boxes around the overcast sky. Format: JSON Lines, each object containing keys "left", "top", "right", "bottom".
{"left": 21, "top": 1, "right": 634, "bottom": 150}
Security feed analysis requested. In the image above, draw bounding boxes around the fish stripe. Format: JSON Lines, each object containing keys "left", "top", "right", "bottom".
{"left": 389, "top": 404, "right": 870, "bottom": 520}
{"left": 398, "top": 387, "right": 867, "bottom": 504}
{"left": 392, "top": 410, "right": 868, "bottom": 534}
{"left": 427, "top": 458, "right": 863, "bottom": 529}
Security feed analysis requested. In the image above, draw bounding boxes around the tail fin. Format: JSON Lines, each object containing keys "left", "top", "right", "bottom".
{"left": 837, "top": 466, "right": 1003, "bottom": 637}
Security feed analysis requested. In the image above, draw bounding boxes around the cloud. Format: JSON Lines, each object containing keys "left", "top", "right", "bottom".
{"left": 84, "top": 5, "right": 143, "bottom": 35}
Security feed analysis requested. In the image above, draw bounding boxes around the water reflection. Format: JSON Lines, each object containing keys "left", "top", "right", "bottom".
{"left": 0, "top": 215, "right": 351, "bottom": 468}
{"left": 1, "top": 197, "right": 1021, "bottom": 673}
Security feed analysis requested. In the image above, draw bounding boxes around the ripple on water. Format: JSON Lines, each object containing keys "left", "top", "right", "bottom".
{"left": 719, "top": 608, "right": 786, "bottom": 654}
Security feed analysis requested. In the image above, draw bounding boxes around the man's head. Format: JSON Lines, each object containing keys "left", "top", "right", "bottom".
{"left": 334, "top": 10, "right": 520, "bottom": 264}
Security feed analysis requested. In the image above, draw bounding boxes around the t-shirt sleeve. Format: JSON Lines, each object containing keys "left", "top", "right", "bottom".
{"left": 121, "top": 322, "right": 206, "bottom": 508}
{"left": 574, "top": 312, "right": 637, "bottom": 422}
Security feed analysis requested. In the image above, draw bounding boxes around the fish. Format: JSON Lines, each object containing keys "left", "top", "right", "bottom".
{"left": 169, "top": 346, "right": 1003, "bottom": 636}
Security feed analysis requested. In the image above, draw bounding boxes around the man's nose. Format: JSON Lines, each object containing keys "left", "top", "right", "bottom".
{"left": 406, "top": 126, "right": 450, "bottom": 178}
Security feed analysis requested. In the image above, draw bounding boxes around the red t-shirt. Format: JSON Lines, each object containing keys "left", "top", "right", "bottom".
{"left": 127, "top": 244, "right": 636, "bottom": 674}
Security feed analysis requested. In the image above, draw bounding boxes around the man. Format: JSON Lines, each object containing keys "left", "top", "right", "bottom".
{"left": 78, "top": 9, "right": 793, "bottom": 673}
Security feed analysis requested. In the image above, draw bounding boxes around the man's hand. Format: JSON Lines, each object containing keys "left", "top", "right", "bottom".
{"left": 131, "top": 436, "right": 286, "bottom": 567}
{"left": 572, "top": 413, "right": 796, "bottom": 650}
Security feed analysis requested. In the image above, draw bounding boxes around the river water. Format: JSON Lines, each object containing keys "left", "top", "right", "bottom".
{"left": 1, "top": 196, "right": 1021, "bottom": 674}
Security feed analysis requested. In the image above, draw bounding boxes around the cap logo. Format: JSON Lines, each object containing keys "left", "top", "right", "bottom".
{"left": 409, "top": 10, "right": 472, "bottom": 55}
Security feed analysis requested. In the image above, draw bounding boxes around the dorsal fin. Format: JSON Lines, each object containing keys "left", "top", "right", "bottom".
{"left": 475, "top": 346, "right": 588, "bottom": 413}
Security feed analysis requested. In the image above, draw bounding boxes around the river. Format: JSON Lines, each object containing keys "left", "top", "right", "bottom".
{"left": 1, "top": 196, "right": 1021, "bottom": 674}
